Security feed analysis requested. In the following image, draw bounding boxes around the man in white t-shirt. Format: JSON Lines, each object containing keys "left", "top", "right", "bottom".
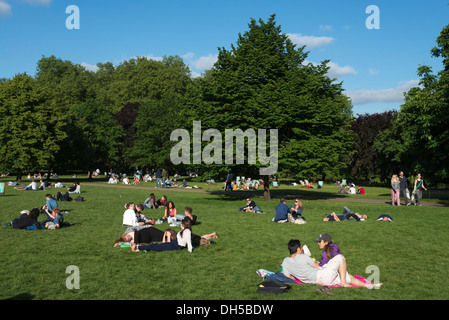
{"left": 22, "top": 180, "right": 37, "bottom": 190}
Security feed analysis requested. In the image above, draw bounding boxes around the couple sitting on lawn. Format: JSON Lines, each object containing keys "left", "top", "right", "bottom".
{"left": 273, "top": 197, "right": 306, "bottom": 224}
{"left": 258, "top": 233, "right": 382, "bottom": 289}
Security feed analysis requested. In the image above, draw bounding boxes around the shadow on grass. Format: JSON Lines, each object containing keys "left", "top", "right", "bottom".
{"left": 207, "top": 188, "right": 349, "bottom": 201}
{"left": 3, "top": 292, "right": 35, "bottom": 300}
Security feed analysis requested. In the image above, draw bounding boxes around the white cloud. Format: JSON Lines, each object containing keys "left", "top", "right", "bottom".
{"left": 303, "top": 60, "right": 357, "bottom": 77}
{"left": 190, "top": 71, "right": 202, "bottom": 78}
{"left": 0, "top": 1, "right": 11, "bottom": 16}
{"left": 144, "top": 54, "right": 163, "bottom": 62}
{"left": 347, "top": 80, "right": 421, "bottom": 105}
{"left": 0, "top": 0, "right": 50, "bottom": 16}
{"left": 80, "top": 62, "right": 99, "bottom": 73}
{"left": 182, "top": 52, "right": 217, "bottom": 71}
{"left": 326, "top": 61, "right": 357, "bottom": 77}
{"left": 287, "top": 33, "right": 335, "bottom": 48}
{"left": 319, "top": 25, "right": 333, "bottom": 32}
{"left": 21, "top": 0, "right": 51, "bottom": 5}
{"left": 369, "top": 68, "right": 379, "bottom": 76}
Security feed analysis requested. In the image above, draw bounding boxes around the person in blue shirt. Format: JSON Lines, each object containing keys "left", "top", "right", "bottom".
{"left": 45, "top": 207, "right": 64, "bottom": 229}
{"left": 274, "top": 197, "right": 290, "bottom": 222}
{"left": 289, "top": 198, "right": 304, "bottom": 219}
{"left": 42, "top": 194, "right": 58, "bottom": 222}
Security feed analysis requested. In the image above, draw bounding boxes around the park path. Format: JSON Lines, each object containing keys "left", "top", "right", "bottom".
{"left": 85, "top": 183, "right": 447, "bottom": 207}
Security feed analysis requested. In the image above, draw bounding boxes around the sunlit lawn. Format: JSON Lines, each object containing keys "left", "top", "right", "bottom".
{"left": 1, "top": 176, "right": 448, "bottom": 300}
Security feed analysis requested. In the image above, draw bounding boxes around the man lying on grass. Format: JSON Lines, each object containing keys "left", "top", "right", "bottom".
{"left": 322, "top": 206, "right": 368, "bottom": 222}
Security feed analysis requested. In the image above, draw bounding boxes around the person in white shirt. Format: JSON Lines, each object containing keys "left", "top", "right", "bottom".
{"left": 122, "top": 202, "right": 147, "bottom": 227}
{"left": 130, "top": 218, "right": 193, "bottom": 253}
{"left": 18, "top": 180, "right": 37, "bottom": 190}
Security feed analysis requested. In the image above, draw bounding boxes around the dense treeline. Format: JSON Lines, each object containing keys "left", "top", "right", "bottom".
{"left": 0, "top": 15, "right": 448, "bottom": 187}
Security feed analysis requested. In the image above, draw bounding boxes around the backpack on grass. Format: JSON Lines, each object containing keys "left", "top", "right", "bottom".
{"left": 256, "top": 279, "right": 291, "bottom": 295}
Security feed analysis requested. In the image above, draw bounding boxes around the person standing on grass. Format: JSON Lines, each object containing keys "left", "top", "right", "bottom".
{"left": 155, "top": 168, "right": 162, "bottom": 188}
{"left": 413, "top": 173, "right": 427, "bottom": 206}
{"left": 398, "top": 171, "right": 409, "bottom": 206}
{"left": 391, "top": 174, "right": 400, "bottom": 206}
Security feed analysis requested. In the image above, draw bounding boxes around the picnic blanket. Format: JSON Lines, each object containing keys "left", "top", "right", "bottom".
{"left": 294, "top": 275, "right": 372, "bottom": 288}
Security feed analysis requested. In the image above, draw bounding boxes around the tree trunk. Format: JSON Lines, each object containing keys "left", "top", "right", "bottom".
{"left": 16, "top": 170, "right": 22, "bottom": 183}
{"left": 263, "top": 176, "right": 271, "bottom": 201}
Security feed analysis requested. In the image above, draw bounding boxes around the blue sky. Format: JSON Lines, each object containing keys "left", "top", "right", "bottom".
{"left": 1, "top": 0, "right": 448, "bottom": 115}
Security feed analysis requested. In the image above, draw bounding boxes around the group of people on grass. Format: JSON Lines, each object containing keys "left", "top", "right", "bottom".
{"left": 391, "top": 171, "right": 427, "bottom": 206}
{"left": 271, "top": 198, "right": 393, "bottom": 223}
{"left": 258, "top": 233, "right": 382, "bottom": 290}
{"left": 116, "top": 194, "right": 218, "bottom": 253}
{"left": 5, "top": 193, "right": 67, "bottom": 230}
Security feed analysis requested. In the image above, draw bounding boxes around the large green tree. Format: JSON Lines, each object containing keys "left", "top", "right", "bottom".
{"left": 131, "top": 92, "right": 183, "bottom": 171}
{"left": 181, "top": 14, "right": 353, "bottom": 200}
{"left": 100, "top": 55, "right": 192, "bottom": 112}
{"left": 0, "top": 74, "right": 68, "bottom": 180}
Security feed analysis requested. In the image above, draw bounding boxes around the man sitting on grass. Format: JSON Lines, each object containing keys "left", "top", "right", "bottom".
{"left": 273, "top": 197, "right": 289, "bottom": 222}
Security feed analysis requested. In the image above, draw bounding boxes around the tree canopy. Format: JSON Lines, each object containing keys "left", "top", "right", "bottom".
{"left": 2, "top": 15, "right": 448, "bottom": 188}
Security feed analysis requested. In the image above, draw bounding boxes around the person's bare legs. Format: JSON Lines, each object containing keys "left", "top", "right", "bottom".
{"left": 338, "top": 256, "right": 383, "bottom": 288}
{"left": 201, "top": 232, "right": 219, "bottom": 240}
{"left": 338, "top": 255, "right": 351, "bottom": 287}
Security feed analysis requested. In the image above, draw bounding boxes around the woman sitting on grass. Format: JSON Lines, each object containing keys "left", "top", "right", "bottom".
{"left": 314, "top": 233, "right": 382, "bottom": 288}
{"left": 157, "top": 195, "right": 168, "bottom": 208}
{"left": 143, "top": 193, "right": 158, "bottom": 209}
{"left": 162, "top": 201, "right": 177, "bottom": 222}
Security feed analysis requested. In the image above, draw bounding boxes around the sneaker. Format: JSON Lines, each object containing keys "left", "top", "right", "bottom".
{"left": 256, "top": 269, "right": 274, "bottom": 279}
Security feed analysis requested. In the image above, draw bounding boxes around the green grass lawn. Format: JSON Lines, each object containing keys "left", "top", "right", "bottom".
{"left": 1, "top": 177, "right": 449, "bottom": 300}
